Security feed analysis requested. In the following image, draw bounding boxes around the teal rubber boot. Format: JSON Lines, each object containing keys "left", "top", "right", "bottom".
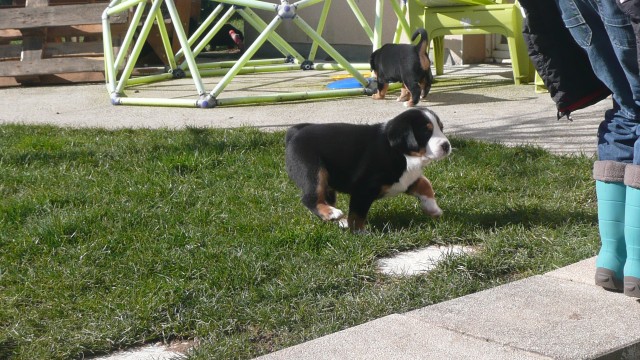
{"left": 624, "top": 165, "right": 640, "bottom": 297}
{"left": 593, "top": 161, "right": 627, "bottom": 291}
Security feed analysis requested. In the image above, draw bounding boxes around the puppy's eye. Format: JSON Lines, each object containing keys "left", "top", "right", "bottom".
{"left": 426, "top": 123, "right": 434, "bottom": 131}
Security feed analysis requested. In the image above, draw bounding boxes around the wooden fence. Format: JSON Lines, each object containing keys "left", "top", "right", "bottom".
{"left": 0, "top": 0, "right": 129, "bottom": 86}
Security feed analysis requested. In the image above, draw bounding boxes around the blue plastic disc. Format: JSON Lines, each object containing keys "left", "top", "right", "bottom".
{"left": 326, "top": 77, "right": 369, "bottom": 89}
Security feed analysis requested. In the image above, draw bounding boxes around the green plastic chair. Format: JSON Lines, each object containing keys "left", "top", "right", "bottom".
{"left": 407, "top": 0, "right": 532, "bottom": 84}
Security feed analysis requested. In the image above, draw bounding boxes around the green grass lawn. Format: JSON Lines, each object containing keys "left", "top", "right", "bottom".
{"left": 0, "top": 125, "right": 599, "bottom": 359}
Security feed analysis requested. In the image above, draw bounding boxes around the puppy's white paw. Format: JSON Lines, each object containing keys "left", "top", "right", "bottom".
{"left": 403, "top": 101, "right": 415, "bottom": 108}
{"left": 421, "top": 198, "right": 443, "bottom": 218}
{"left": 337, "top": 218, "right": 349, "bottom": 229}
{"left": 327, "top": 207, "right": 344, "bottom": 221}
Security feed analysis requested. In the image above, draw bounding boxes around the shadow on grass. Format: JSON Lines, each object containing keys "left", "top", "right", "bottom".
{"left": 368, "top": 205, "right": 596, "bottom": 234}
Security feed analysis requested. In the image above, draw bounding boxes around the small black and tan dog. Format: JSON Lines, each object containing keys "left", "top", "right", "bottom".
{"left": 370, "top": 28, "right": 434, "bottom": 107}
{"left": 285, "top": 108, "right": 451, "bottom": 232}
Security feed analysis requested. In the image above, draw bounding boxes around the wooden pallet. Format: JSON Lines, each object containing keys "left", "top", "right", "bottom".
{"left": 0, "top": 0, "right": 129, "bottom": 86}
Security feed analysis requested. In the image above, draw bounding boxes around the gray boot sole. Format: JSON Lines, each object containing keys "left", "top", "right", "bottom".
{"left": 624, "top": 276, "right": 640, "bottom": 297}
{"left": 595, "top": 267, "right": 623, "bottom": 292}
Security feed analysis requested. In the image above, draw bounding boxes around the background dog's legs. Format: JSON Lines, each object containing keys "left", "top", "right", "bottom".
{"left": 372, "top": 81, "right": 388, "bottom": 100}
{"left": 404, "top": 81, "right": 422, "bottom": 107}
{"left": 397, "top": 84, "right": 410, "bottom": 102}
{"left": 419, "top": 79, "right": 427, "bottom": 100}
{"left": 421, "top": 68, "right": 434, "bottom": 99}
{"left": 406, "top": 176, "right": 443, "bottom": 217}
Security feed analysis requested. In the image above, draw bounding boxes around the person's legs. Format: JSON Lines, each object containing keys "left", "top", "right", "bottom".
{"left": 555, "top": 0, "right": 640, "bottom": 295}
{"left": 555, "top": 0, "right": 640, "bottom": 164}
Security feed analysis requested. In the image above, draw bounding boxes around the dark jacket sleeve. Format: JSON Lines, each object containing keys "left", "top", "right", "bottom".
{"left": 520, "top": 0, "right": 611, "bottom": 119}
{"left": 617, "top": 0, "right": 640, "bottom": 20}
{"left": 617, "top": 0, "right": 640, "bottom": 70}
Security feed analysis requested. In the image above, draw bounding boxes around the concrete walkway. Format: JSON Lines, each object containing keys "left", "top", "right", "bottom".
{"left": 2, "top": 64, "right": 634, "bottom": 359}
{"left": 257, "top": 257, "right": 640, "bottom": 359}
{"left": 0, "top": 64, "right": 606, "bottom": 156}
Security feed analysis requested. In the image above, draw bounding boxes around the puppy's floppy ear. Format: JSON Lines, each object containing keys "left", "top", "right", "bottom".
{"left": 386, "top": 117, "right": 419, "bottom": 153}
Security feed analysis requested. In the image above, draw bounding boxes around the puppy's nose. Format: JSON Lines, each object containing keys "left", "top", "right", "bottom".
{"left": 441, "top": 142, "right": 451, "bottom": 154}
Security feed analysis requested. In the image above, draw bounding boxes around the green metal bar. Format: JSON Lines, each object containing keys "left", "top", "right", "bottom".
{"left": 216, "top": 0, "right": 277, "bottom": 12}
{"left": 393, "top": 17, "right": 403, "bottom": 44}
{"left": 124, "top": 72, "right": 174, "bottom": 87}
{"left": 104, "top": 0, "right": 142, "bottom": 91}
{"left": 127, "top": 59, "right": 294, "bottom": 88}
{"left": 308, "top": 0, "right": 331, "bottom": 61}
{"left": 293, "top": 16, "right": 368, "bottom": 85}
{"left": 216, "top": 88, "right": 368, "bottom": 107}
{"left": 113, "top": 96, "right": 201, "bottom": 108}
{"left": 239, "top": 8, "right": 305, "bottom": 62}
{"left": 294, "top": 0, "right": 325, "bottom": 10}
{"left": 198, "top": 58, "right": 288, "bottom": 69}
{"left": 115, "top": 0, "right": 164, "bottom": 95}
{"left": 114, "top": 88, "right": 370, "bottom": 108}
{"left": 114, "top": 1, "right": 147, "bottom": 72}
{"left": 198, "top": 64, "right": 300, "bottom": 77}
{"left": 105, "top": 0, "right": 144, "bottom": 16}
{"left": 210, "top": 15, "right": 283, "bottom": 98}
{"left": 164, "top": 0, "right": 206, "bottom": 95}
{"left": 390, "top": 0, "right": 411, "bottom": 43}
{"left": 405, "top": 0, "right": 424, "bottom": 36}
{"left": 374, "top": 0, "right": 383, "bottom": 50}
{"left": 346, "top": 0, "right": 374, "bottom": 43}
{"left": 102, "top": 9, "right": 116, "bottom": 92}
{"left": 176, "top": 4, "right": 234, "bottom": 63}
{"left": 154, "top": 6, "right": 178, "bottom": 70}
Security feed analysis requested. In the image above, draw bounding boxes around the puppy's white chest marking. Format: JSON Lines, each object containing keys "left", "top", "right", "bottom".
{"left": 384, "top": 155, "right": 424, "bottom": 197}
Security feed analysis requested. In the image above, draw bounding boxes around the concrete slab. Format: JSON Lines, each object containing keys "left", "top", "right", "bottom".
{"left": 257, "top": 259, "right": 640, "bottom": 360}
{"left": 408, "top": 275, "right": 640, "bottom": 360}
{"left": 256, "top": 314, "right": 550, "bottom": 360}
{"left": 92, "top": 344, "right": 186, "bottom": 360}
{"left": 376, "top": 245, "right": 476, "bottom": 276}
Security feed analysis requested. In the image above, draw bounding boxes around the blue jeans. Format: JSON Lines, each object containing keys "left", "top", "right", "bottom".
{"left": 555, "top": 0, "right": 640, "bottom": 164}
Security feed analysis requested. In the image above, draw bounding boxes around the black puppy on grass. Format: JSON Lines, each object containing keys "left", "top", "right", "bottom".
{"left": 285, "top": 108, "right": 451, "bottom": 233}
{"left": 370, "top": 28, "right": 434, "bottom": 107}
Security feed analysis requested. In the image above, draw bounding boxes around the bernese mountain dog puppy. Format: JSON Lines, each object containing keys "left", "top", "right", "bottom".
{"left": 285, "top": 108, "right": 451, "bottom": 232}
{"left": 370, "top": 28, "right": 434, "bottom": 107}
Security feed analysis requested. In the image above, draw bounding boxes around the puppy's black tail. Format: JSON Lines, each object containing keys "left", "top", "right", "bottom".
{"left": 411, "top": 28, "right": 431, "bottom": 71}
{"left": 285, "top": 123, "right": 312, "bottom": 144}
{"left": 411, "top": 28, "right": 429, "bottom": 47}
{"left": 369, "top": 51, "right": 376, "bottom": 72}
